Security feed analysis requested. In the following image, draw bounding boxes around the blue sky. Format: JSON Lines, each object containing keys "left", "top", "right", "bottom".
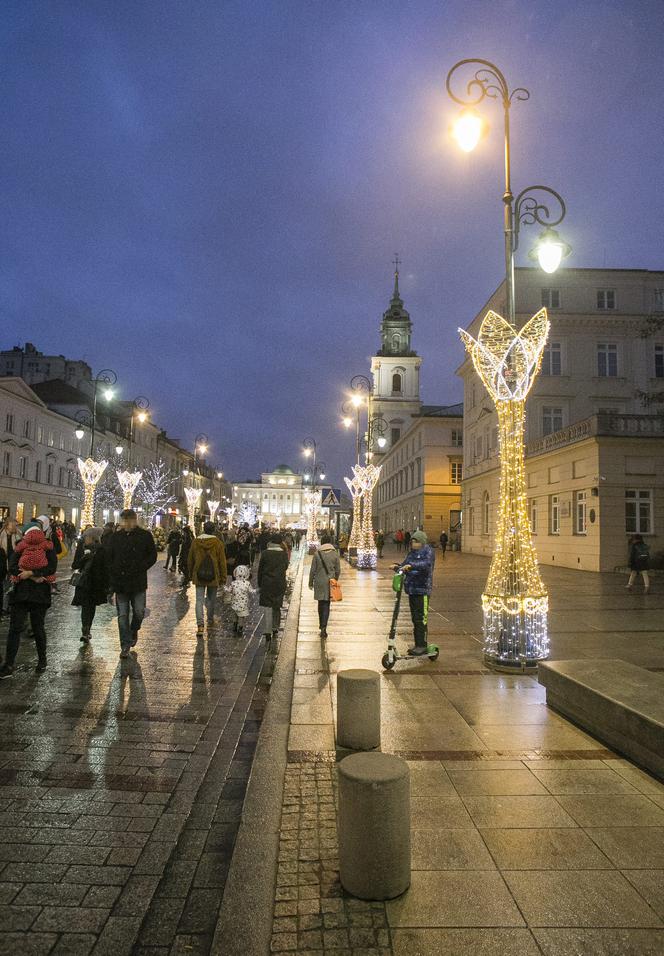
{"left": 2, "top": 0, "right": 663, "bottom": 482}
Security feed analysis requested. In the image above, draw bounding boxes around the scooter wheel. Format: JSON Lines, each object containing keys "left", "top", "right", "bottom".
{"left": 382, "top": 653, "right": 396, "bottom": 670}
{"left": 429, "top": 648, "right": 439, "bottom": 662}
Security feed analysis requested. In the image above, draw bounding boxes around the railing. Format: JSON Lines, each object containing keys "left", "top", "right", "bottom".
{"left": 526, "top": 414, "right": 664, "bottom": 456}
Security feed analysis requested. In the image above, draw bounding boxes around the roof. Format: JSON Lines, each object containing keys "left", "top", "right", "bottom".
{"left": 32, "top": 379, "right": 92, "bottom": 408}
{"left": 272, "top": 464, "right": 294, "bottom": 474}
{"left": 416, "top": 403, "right": 464, "bottom": 418}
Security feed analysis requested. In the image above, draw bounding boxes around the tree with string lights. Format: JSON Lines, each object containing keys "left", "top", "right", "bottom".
{"left": 136, "top": 461, "right": 176, "bottom": 527}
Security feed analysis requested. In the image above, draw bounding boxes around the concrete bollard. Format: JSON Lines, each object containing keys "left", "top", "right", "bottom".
{"left": 337, "top": 669, "right": 381, "bottom": 751}
{"left": 338, "top": 752, "right": 410, "bottom": 900}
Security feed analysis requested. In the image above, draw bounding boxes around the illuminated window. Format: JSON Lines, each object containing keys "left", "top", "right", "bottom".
{"left": 625, "top": 489, "right": 652, "bottom": 535}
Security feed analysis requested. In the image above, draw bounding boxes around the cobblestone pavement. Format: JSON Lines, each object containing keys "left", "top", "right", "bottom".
{"left": 270, "top": 550, "right": 664, "bottom": 955}
{"left": 0, "top": 549, "right": 299, "bottom": 956}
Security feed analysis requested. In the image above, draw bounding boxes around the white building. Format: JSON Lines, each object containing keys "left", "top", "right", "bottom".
{"left": 458, "top": 267, "right": 664, "bottom": 571}
{"left": 232, "top": 465, "right": 305, "bottom": 526}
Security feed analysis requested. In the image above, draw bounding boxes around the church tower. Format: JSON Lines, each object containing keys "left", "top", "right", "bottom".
{"left": 370, "top": 258, "right": 422, "bottom": 454}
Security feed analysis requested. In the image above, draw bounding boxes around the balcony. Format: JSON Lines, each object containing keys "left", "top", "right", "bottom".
{"left": 527, "top": 414, "right": 664, "bottom": 457}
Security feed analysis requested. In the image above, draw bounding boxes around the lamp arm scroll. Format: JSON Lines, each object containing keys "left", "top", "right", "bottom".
{"left": 513, "top": 185, "right": 567, "bottom": 252}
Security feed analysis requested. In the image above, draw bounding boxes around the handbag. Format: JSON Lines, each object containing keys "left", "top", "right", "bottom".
{"left": 319, "top": 550, "right": 342, "bottom": 602}
{"left": 69, "top": 570, "right": 83, "bottom": 587}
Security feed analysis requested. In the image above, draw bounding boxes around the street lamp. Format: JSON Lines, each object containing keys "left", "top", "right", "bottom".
{"left": 302, "top": 437, "right": 318, "bottom": 487}
{"left": 193, "top": 433, "right": 209, "bottom": 473}
{"left": 115, "top": 444, "right": 124, "bottom": 456}
{"left": 447, "top": 57, "right": 571, "bottom": 672}
{"left": 89, "top": 369, "right": 118, "bottom": 459}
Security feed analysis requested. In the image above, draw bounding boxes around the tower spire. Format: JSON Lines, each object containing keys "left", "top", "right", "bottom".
{"left": 392, "top": 253, "right": 401, "bottom": 302}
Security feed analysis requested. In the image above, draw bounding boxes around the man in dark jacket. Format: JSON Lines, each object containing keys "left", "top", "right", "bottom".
{"left": 393, "top": 530, "right": 435, "bottom": 656}
{"left": 0, "top": 527, "right": 58, "bottom": 677}
{"left": 107, "top": 509, "right": 157, "bottom": 658}
{"left": 257, "top": 533, "right": 289, "bottom": 641}
{"left": 164, "top": 528, "right": 182, "bottom": 571}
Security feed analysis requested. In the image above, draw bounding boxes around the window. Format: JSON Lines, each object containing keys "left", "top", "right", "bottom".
{"left": 655, "top": 344, "right": 664, "bottom": 379}
{"left": 529, "top": 498, "right": 538, "bottom": 534}
{"left": 474, "top": 435, "right": 483, "bottom": 461}
{"left": 482, "top": 492, "right": 490, "bottom": 535}
{"left": 46, "top": 463, "right": 54, "bottom": 484}
{"left": 654, "top": 289, "right": 664, "bottom": 312}
{"left": 35, "top": 461, "right": 42, "bottom": 483}
{"left": 597, "top": 289, "right": 616, "bottom": 310}
{"left": 59, "top": 434, "right": 65, "bottom": 450}
{"left": 18, "top": 456, "right": 27, "bottom": 479}
{"left": 23, "top": 420, "right": 31, "bottom": 438}
{"left": 451, "top": 429, "right": 463, "bottom": 447}
{"left": 541, "top": 342, "right": 562, "bottom": 376}
{"left": 451, "top": 462, "right": 463, "bottom": 484}
{"left": 392, "top": 334, "right": 401, "bottom": 352}
{"left": 392, "top": 372, "right": 402, "bottom": 394}
{"left": 574, "top": 490, "right": 587, "bottom": 535}
{"left": 625, "top": 489, "right": 652, "bottom": 535}
{"left": 58, "top": 466, "right": 65, "bottom": 486}
{"left": 390, "top": 427, "right": 401, "bottom": 446}
{"left": 550, "top": 494, "right": 560, "bottom": 535}
{"left": 47, "top": 429, "right": 54, "bottom": 447}
{"left": 597, "top": 343, "right": 618, "bottom": 377}
{"left": 38, "top": 424, "right": 44, "bottom": 444}
{"left": 5, "top": 413, "right": 14, "bottom": 433}
{"left": 2, "top": 452, "right": 11, "bottom": 475}
{"left": 541, "top": 288, "right": 560, "bottom": 309}
{"left": 542, "top": 406, "right": 563, "bottom": 436}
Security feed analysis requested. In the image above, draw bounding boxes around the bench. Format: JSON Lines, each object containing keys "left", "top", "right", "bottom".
{"left": 538, "top": 659, "right": 664, "bottom": 779}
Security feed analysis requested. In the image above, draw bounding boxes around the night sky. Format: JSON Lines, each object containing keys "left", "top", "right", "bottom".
{"left": 2, "top": 1, "right": 663, "bottom": 484}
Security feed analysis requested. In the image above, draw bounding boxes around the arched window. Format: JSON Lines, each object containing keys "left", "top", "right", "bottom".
{"left": 392, "top": 372, "right": 402, "bottom": 394}
{"left": 482, "top": 491, "right": 490, "bottom": 536}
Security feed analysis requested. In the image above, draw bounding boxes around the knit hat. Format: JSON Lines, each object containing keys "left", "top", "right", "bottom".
{"left": 411, "top": 531, "right": 428, "bottom": 545}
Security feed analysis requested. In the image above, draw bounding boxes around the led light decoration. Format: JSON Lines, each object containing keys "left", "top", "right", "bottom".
{"left": 184, "top": 487, "right": 202, "bottom": 527}
{"left": 459, "top": 308, "right": 550, "bottom": 670}
{"left": 303, "top": 488, "right": 321, "bottom": 553}
{"left": 357, "top": 463, "right": 382, "bottom": 569}
{"left": 224, "top": 504, "right": 236, "bottom": 527}
{"left": 77, "top": 457, "right": 108, "bottom": 528}
{"left": 117, "top": 470, "right": 142, "bottom": 510}
{"left": 344, "top": 470, "right": 364, "bottom": 552}
{"left": 238, "top": 501, "right": 258, "bottom": 527}
{"left": 207, "top": 500, "right": 220, "bottom": 522}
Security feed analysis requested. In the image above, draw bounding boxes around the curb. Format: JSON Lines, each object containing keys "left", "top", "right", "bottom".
{"left": 211, "top": 555, "right": 305, "bottom": 956}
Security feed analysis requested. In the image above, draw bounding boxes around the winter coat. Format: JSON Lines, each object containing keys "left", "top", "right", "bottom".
{"left": 375, "top": 533, "right": 385, "bottom": 549}
{"left": 107, "top": 527, "right": 158, "bottom": 595}
{"left": 629, "top": 539, "right": 650, "bottom": 572}
{"left": 257, "top": 544, "right": 289, "bottom": 608}
{"left": 439, "top": 532, "right": 448, "bottom": 549}
{"left": 7, "top": 542, "right": 58, "bottom": 607}
{"left": 188, "top": 534, "right": 227, "bottom": 587}
{"left": 0, "top": 529, "right": 21, "bottom": 576}
{"left": 179, "top": 529, "right": 194, "bottom": 574}
{"left": 167, "top": 530, "right": 182, "bottom": 555}
{"left": 230, "top": 566, "right": 254, "bottom": 617}
{"left": 398, "top": 544, "right": 435, "bottom": 596}
{"left": 71, "top": 540, "right": 111, "bottom": 607}
{"left": 308, "top": 543, "right": 341, "bottom": 601}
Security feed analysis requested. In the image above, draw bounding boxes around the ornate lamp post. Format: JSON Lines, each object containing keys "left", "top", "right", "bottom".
{"left": 77, "top": 457, "right": 108, "bottom": 528}
{"left": 446, "top": 57, "right": 571, "bottom": 671}
{"left": 302, "top": 437, "right": 321, "bottom": 551}
{"left": 193, "top": 433, "right": 209, "bottom": 472}
{"left": 88, "top": 369, "right": 118, "bottom": 458}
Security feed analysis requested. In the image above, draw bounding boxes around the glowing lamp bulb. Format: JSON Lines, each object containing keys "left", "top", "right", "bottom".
{"left": 303, "top": 448, "right": 312, "bottom": 457}
{"left": 319, "top": 472, "right": 326, "bottom": 480}
{"left": 103, "top": 388, "right": 114, "bottom": 401}
{"left": 217, "top": 471, "right": 223, "bottom": 478}
{"left": 75, "top": 428, "right": 85, "bottom": 440}
{"left": 351, "top": 393, "right": 363, "bottom": 408}
{"left": 452, "top": 109, "right": 483, "bottom": 152}
{"left": 137, "top": 412, "right": 147, "bottom": 423}
{"left": 377, "top": 436, "right": 387, "bottom": 449}
{"left": 182, "top": 469, "right": 189, "bottom": 477}
{"left": 304, "top": 472, "right": 311, "bottom": 481}
{"left": 198, "top": 444, "right": 208, "bottom": 455}
{"left": 115, "top": 445, "right": 123, "bottom": 455}
{"left": 342, "top": 417, "right": 352, "bottom": 428}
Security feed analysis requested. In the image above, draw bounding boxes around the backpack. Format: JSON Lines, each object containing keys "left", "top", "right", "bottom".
{"left": 197, "top": 551, "right": 216, "bottom": 583}
{"left": 634, "top": 541, "right": 649, "bottom": 562}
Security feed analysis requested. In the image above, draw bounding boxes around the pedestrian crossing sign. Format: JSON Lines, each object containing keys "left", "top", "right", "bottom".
{"left": 321, "top": 488, "right": 341, "bottom": 507}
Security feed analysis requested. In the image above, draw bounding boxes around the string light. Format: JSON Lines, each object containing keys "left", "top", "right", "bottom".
{"left": 184, "top": 487, "right": 202, "bottom": 527}
{"left": 77, "top": 457, "right": 108, "bottom": 528}
{"left": 459, "top": 309, "right": 550, "bottom": 668}
{"left": 303, "top": 488, "right": 321, "bottom": 552}
{"left": 357, "top": 463, "right": 381, "bottom": 569}
{"left": 117, "top": 470, "right": 142, "bottom": 511}
{"left": 207, "top": 500, "right": 220, "bottom": 522}
{"left": 344, "top": 470, "right": 364, "bottom": 552}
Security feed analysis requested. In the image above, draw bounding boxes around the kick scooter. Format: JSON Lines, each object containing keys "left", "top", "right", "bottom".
{"left": 381, "top": 571, "right": 439, "bottom": 670}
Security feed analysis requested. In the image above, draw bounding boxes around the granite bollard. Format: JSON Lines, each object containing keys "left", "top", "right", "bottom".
{"left": 337, "top": 668, "right": 380, "bottom": 751}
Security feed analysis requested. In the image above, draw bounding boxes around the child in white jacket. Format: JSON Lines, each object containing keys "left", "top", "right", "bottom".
{"left": 229, "top": 564, "right": 254, "bottom": 635}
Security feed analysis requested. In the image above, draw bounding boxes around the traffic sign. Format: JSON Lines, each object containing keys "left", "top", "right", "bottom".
{"left": 321, "top": 487, "right": 342, "bottom": 508}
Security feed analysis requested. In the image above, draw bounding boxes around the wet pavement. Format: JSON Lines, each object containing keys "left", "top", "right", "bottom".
{"left": 0, "top": 549, "right": 298, "bottom": 956}
{"left": 269, "top": 548, "right": 664, "bottom": 955}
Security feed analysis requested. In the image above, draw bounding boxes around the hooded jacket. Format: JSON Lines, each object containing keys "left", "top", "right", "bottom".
{"left": 230, "top": 564, "right": 255, "bottom": 616}
{"left": 188, "top": 534, "right": 227, "bottom": 586}
{"left": 257, "top": 543, "right": 289, "bottom": 607}
{"left": 398, "top": 544, "right": 435, "bottom": 596}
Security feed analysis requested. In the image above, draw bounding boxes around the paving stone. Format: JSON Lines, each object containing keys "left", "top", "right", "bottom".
{"left": 0, "top": 932, "right": 59, "bottom": 956}
{"left": 32, "top": 906, "right": 111, "bottom": 933}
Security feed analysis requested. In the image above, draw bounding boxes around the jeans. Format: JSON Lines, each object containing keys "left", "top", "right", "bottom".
{"left": 318, "top": 599, "right": 330, "bottom": 630}
{"left": 5, "top": 605, "right": 47, "bottom": 666}
{"left": 115, "top": 591, "right": 146, "bottom": 649}
{"left": 195, "top": 585, "right": 216, "bottom": 626}
{"left": 81, "top": 603, "right": 97, "bottom": 634}
{"left": 408, "top": 594, "right": 429, "bottom": 648}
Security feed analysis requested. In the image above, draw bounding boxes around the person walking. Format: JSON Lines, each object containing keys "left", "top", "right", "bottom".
{"left": 393, "top": 530, "right": 435, "bottom": 656}
{"left": 188, "top": 521, "right": 227, "bottom": 636}
{"left": 0, "top": 519, "right": 22, "bottom": 617}
{"left": 439, "top": 530, "right": 448, "bottom": 560}
{"left": 626, "top": 534, "right": 650, "bottom": 593}
{"left": 107, "top": 509, "right": 158, "bottom": 659}
{"left": 71, "top": 527, "right": 110, "bottom": 643}
{"left": 229, "top": 564, "right": 255, "bottom": 636}
{"left": 101, "top": 521, "right": 115, "bottom": 549}
{"left": 337, "top": 530, "right": 348, "bottom": 558}
{"left": 404, "top": 529, "right": 412, "bottom": 552}
{"left": 375, "top": 530, "right": 385, "bottom": 560}
{"left": 164, "top": 527, "right": 182, "bottom": 571}
{"left": 395, "top": 529, "right": 404, "bottom": 553}
{"left": 257, "top": 532, "right": 289, "bottom": 642}
{"left": 309, "top": 533, "right": 341, "bottom": 639}
{"left": 0, "top": 526, "right": 58, "bottom": 677}
{"left": 179, "top": 525, "right": 194, "bottom": 585}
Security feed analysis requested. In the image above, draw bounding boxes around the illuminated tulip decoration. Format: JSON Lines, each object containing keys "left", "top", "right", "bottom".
{"left": 357, "top": 463, "right": 381, "bottom": 570}
{"left": 184, "top": 487, "right": 202, "bottom": 528}
{"left": 78, "top": 457, "right": 108, "bottom": 529}
{"left": 117, "top": 470, "right": 142, "bottom": 511}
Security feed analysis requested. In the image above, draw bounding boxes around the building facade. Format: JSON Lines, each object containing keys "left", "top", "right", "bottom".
{"left": 459, "top": 267, "right": 664, "bottom": 571}
{"left": 375, "top": 405, "right": 464, "bottom": 541}
{"left": 0, "top": 343, "right": 92, "bottom": 392}
{"left": 232, "top": 465, "right": 305, "bottom": 526}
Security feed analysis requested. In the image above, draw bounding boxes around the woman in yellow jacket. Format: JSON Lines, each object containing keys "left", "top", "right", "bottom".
{"left": 188, "top": 522, "right": 227, "bottom": 635}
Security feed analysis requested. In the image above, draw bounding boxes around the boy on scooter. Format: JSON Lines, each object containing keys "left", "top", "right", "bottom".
{"left": 392, "top": 530, "right": 435, "bottom": 656}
